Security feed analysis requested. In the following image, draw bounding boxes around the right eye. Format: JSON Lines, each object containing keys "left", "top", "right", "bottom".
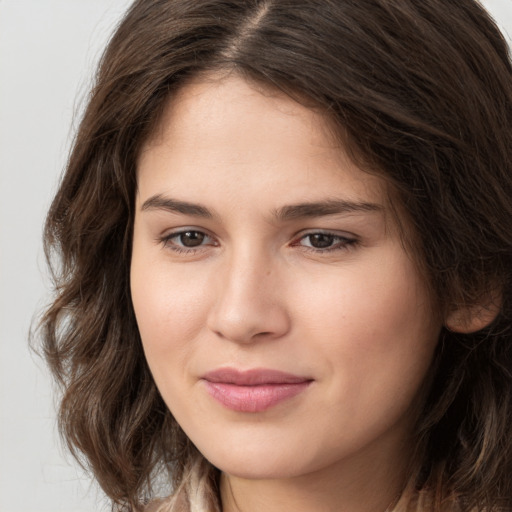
{"left": 160, "top": 229, "right": 217, "bottom": 253}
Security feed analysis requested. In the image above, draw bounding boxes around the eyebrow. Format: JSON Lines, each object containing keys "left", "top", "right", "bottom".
{"left": 141, "top": 194, "right": 382, "bottom": 220}
{"left": 273, "top": 199, "right": 383, "bottom": 221}
{"left": 141, "top": 194, "right": 214, "bottom": 218}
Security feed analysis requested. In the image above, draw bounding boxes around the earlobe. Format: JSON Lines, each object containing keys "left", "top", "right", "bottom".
{"left": 444, "top": 294, "right": 501, "bottom": 333}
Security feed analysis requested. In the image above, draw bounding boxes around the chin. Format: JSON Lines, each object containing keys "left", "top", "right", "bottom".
{"left": 212, "top": 458, "right": 303, "bottom": 481}
{"left": 197, "top": 438, "right": 308, "bottom": 480}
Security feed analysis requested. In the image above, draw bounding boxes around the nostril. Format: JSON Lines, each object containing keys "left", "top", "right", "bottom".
{"left": 256, "top": 331, "right": 272, "bottom": 337}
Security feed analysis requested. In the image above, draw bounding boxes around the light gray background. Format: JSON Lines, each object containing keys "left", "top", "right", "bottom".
{"left": 0, "top": 1, "right": 511, "bottom": 511}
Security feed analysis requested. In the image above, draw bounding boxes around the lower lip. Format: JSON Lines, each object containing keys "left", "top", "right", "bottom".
{"left": 203, "top": 381, "right": 311, "bottom": 412}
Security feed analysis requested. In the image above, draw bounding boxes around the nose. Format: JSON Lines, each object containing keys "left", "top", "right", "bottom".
{"left": 206, "top": 250, "right": 291, "bottom": 344}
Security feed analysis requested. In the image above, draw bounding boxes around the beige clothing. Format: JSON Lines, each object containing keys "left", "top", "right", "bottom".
{"left": 146, "top": 488, "right": 461, "bottom": 512}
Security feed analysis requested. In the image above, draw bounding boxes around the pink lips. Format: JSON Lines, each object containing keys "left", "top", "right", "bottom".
{"left": 202, "top": 368, "right": 312, "bottom": 413}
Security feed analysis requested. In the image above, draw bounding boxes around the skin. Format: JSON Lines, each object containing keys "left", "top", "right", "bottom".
{"left": 131, "top": 74, "right": 443, "bottom": 512}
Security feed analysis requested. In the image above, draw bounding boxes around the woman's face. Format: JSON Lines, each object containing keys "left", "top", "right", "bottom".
{"left": 131, "top": 74, "right": 441, "bottom": 481}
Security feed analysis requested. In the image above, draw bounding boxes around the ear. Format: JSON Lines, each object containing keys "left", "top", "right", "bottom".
{"left": 444, "top": 292, "right": 501, "bottom": 333}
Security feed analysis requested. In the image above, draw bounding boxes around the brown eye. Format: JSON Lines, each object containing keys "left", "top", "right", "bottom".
{"left": 307, "top": 233, "right": 335, "bottom": 248}
{"left": 160, "top": 229, "right": 216, "bottom": 253}
{"left": 296, "top": 232, "right": 357, "bottom": 253}
{"left": 179, "top": 231, "right": 205, "bottom": 247}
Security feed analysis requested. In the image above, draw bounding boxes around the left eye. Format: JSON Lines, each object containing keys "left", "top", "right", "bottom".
{"left": 297, "top": 232, "right": 355, "bottom": 251}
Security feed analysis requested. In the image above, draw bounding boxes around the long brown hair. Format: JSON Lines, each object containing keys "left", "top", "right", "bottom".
{"left": 39, "top": 0, "right": 512, "bottom": 510}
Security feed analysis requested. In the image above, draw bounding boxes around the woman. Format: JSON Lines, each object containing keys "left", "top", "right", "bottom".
{"left": 40, "top": 0, "right": 512, "bottom": 511}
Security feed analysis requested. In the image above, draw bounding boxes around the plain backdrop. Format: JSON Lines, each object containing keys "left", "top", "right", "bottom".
{"left": 0, "top": 1, "right": 511, "bottom": 511}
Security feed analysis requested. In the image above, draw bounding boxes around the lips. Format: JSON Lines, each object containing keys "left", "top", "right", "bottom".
{"left": 202, "top": 368, "right": 312, "bottom": 412}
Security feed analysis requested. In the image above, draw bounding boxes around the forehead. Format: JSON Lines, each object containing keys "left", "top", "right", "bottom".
{"left": 138, "top": 73, "right": 390, "bottom": 209}
{"left": 144, "top": 73, "right": 341, "bottom": 165}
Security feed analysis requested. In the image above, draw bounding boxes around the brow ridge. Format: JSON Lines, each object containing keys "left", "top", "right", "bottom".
{"left": 273, "top": 199, "right": 383, "bottom": 221}
{"left": 141, "top": 195, "right": 382, "bottom": 221}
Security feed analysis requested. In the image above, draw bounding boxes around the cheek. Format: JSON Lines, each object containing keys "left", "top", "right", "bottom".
{"left": 130, "top": 251, "right": 212, "bottom": 373}
{"left": 291, "top": 250, "right": 440, "bottom": 383}
{"left": 284, "top": 257, "right": 440, "bottom": 455}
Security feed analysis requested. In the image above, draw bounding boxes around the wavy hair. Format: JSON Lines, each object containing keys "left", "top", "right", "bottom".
{"left": 39, "top": 0, "right": 512, "bottom": 510}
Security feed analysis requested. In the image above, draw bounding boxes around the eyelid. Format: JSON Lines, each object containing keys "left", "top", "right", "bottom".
{"left": 291, "top": 228, "right": 358, "bottom": 241}
{"left": 157, "top": 227, "right": 359, "bottom": 254}
{"left": 158, "top": 227, "right": 218, "bottom": 251}
{"left": 291, "top": 229, "right": 359, "bottom": 252}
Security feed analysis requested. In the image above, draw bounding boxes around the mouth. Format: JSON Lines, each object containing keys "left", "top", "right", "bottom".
{"left": 201, "top": 368, "right": 313, "bottom": 413}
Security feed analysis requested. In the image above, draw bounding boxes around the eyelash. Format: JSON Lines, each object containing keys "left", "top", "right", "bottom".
{"left": 292, "top": 232, "right": 358, "bottom": 253}
{"left": 159, "top": 229, "right": 358, "bottom": 255}
{"left": 159, "top": 230, "right": 217, "bottom": 254}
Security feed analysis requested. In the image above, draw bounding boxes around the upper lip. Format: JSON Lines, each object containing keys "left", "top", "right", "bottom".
{"left": 202, "top": 367, "right": 312, "bottom": 386}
